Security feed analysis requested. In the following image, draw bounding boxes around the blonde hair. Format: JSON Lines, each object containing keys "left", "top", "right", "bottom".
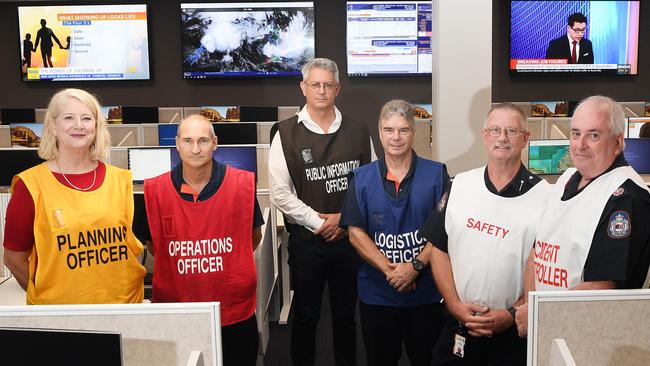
{"left": 39, "top": 88, "right": 111, "bottom": 161}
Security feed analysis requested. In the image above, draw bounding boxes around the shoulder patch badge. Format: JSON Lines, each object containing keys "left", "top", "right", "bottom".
{"left": 437, "top": 191, "right": 449, "bottom": 212}
{"left": 608, "top": 211, "right": 631, "bottom": 239}
{"left": 301, "top": 148, "right": 313, "bottom": 164}
{"left": 612, "top": 187, "right": 625, "bottom": 197}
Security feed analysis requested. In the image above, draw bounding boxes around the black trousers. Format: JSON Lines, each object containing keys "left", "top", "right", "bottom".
{"left": 288, "top": 229, "right": 361, "bottom": 366}
{"left": 432, "top": 313, "right": 526, "bottom": 366}
{"left": 359, "top": 301, "right": 444, "bottom": 366}
{"left": 222, "top": 313, "right": 259, "bottom": 366}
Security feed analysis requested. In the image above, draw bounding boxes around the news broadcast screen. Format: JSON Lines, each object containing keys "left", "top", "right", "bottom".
{"left": 346, "top": 1, "right": 432, "bottom": 76}
{"left": 18, "top": 4, "right": 150, "bottom": 81}
{"left": 510, "top": 1, "right": 640, "bottom": 75}
{"left": 181, "top": 2, "right": 315, "bottom": 78}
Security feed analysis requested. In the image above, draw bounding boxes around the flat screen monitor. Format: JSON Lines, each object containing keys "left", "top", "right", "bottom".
{"left": 181, "top": 2, "right": 315, "bottom": 78}
{"left": 0, "top": 148, "right": 44, "bottom": 186}
{"left": 239, "top": 106, "right": 278, "bottom": 122}
{"left": 18, "top": 4, "right": 150, "bottom": 81}
{"left": 158, "top": 123, "right": 258, "bottom": 146}
{"left": 128, "top": 145, "right": 257, "bottom": 183}
{"left": 624, "top": 138, "right": 650, "bottom": 174}
{"left": 1, "top": 108, "right": 36, "bottom": 124}
{"left": 509, "top": 1, "right": 640, "bottom": 75}
{"left": 122, "top": 106, "right": 158, "bottom": 124}
{"left": 627, "top": 117, "right": 650, "bottom": 138}
{"left": 10, "top": 123, "right": 43, "bottom": 147}
{"left": 528, "top": 139, "right": 573, "bottom": 175}
{"left": 346, "top": 1, "right": 432, "bottom": 76}
{"left": 0, "top": 327, "right": 122, "bottom": 366}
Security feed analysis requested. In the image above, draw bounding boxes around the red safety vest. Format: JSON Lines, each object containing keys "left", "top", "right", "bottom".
{"left": 145, "top": 166, "right": 256, "bottom": 326}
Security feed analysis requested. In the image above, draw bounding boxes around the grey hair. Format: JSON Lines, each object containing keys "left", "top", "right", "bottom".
{"left": 484, "top": 103, "right": 528, "bottom": 130}
{"left": 301, "top": 58, "right": 339, "bottom": 83}
{"left": 378, "top": 99, "right": 415, "bottom": 130}
{"left": 574, "top": 95, "right": 626, "bottom": 137}
{"left": 176, "top": 114, "right": 215, "bottom": 138}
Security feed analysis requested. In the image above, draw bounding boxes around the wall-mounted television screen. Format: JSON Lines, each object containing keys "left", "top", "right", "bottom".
{"left": 346, "top": 1, "right": 432, "bottom": 76}
{"left": 528, "top": 139, "right": 573, "bottom": 175}
{"left": 624, "top": 138, "right": 650, "bottom": 174}
{"left": 128, "top": 146, "right": 257, "bottom": 183}
{"left": 181, "top": 2, "right": 315, "bottom": 78}
{"left": 510, "top": 1, "right": 640, "bottom": 75}
{"left": 18, "top": 4, "right": 150, "bottom": 81}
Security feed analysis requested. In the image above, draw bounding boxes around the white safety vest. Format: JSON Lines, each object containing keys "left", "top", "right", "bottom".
{"left": 534, "top": 166, "right": 649, "bottom": 291}
{"left": 445, "top": 167, "right": 550, "bottom": 309}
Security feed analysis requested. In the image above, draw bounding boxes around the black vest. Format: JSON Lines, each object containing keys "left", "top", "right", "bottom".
{"left": 276, "top": 115, "right": 371, "bottom": 213}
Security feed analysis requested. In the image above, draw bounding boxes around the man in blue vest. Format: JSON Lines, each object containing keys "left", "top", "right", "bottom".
{"left": 340, "top": 99, "right": 448, "bottom": 366}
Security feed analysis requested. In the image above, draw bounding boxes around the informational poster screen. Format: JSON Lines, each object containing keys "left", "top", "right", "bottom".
{"left": 346, "top": 1, "right": 432, "bottom": 76}
{"left": 18, "top": 4, "right": 150, "bottom": 81}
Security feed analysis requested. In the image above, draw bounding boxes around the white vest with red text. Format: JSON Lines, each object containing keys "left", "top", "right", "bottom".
{"left": 534, "top": 166, "right": 649, "bottom": 291}
{"left": 445, "top": 167, "right": 550, "bottom": 309}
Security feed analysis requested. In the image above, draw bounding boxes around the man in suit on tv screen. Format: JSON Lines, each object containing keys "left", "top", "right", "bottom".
{"left": 545, "top": 12, "right": 594, "bottom": 64}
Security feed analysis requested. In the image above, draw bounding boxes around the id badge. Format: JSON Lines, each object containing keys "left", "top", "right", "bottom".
{"left": 453, "top": 333, "right": 466, "bottom": 358}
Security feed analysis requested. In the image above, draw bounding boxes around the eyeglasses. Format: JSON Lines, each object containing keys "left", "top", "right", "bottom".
{"left": 484, "top": 126, "right": 527, "bottom": 138}
{"left": 306, "top": 81, "right": 338, "bottom": 92}
{"left": 571, "top": 27, "right": 587, "bottom": 34}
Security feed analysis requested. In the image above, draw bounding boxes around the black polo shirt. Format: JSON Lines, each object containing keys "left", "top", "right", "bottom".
{"left": 562, "top": 154, "right": 650, "bottom": 288}
{"left": 419, "top": 163, "right": 542, "bottom": 252}
{"left": 134, "top": 159, "right": 264, "bottom": 242}
{"left": 339, "top": 151, "right": 449, "bottom": 229}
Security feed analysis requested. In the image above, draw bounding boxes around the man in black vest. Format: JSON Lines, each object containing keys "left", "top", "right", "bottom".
{"left": 269, "top": 57, "right": 374, "bottom": 366}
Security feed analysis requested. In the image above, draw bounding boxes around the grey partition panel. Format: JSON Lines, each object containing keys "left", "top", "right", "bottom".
{"left": 159, "top": 107, "right": 184, "bottom": 123}
{"left": 142, "top": 124, "right": 160, "bottom": 146}
{"left": 0, "top": 303, "right": 221, "bottom": 366}
{"left": 278, "top": 106, "right": 299, "bottom": 121}
{"left": 255, "top": 208, "right": 278, "bottom": 354}
{"left": 110, "top": 148, "right": 129, "bottom": 170}
{"left": 414, "top": 119, "right": 432, "bottom": 158}
{"left": 529, "top": 290, "right": 650, "bottom": 366}
{"left": 257, "top": 122, "right": 274, "bottom": 145}
{"left": 0, "top": 126, "right": 10, "bottom": 148}
{"left": 35, "top": 109, "right": 46, "bottom": 123}
{"left": 546, "top": 118, "right": 571, "bottom": 140}
{"left": 109, "top": 125, "right": 140, "bottom": 147}
{"left": 185, "top": 107, "right": 201, "bottom": 116}
{"left": 621, "top": 102, "right": 645, "bottom": 118}
{"left": 257, "top": 146, "right": 269, "bottom": 190}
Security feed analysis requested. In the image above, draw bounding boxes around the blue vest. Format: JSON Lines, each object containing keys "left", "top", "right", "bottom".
{"left": 353, "top": 157, "right": 444, "bottom": 307}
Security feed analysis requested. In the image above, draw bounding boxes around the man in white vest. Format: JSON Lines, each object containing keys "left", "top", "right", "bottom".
{"left": 515, "top": 95, "right": 650, "bottom": 337}
{"left": 420, "top": 103, "right": 551, "bottom": 365}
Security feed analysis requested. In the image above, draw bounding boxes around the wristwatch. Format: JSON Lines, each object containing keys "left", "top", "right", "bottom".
{"left": 411, "top": 258, "right": 425, "bottom": 272}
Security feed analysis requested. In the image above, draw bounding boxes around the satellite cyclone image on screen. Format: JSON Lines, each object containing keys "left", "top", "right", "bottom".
{"left": 528, "top": 144, "right": 574, "bottom": 175}
{"left": 181, "top": 7, "right": 314, "bottom": 75}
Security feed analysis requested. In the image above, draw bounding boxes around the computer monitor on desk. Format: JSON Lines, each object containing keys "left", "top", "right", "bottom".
{"left": 0, "top": 327, "right": 123, "bottom": 365}
{"left": 528, "top": 140, "right": 573, "bottom": 175}
{"left": 128, "top": 145, "right": 257, "bottom": 183}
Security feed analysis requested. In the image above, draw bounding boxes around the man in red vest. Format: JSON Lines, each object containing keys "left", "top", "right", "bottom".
{"left": 143, "top": 114, "right": 263, "bottom": 366}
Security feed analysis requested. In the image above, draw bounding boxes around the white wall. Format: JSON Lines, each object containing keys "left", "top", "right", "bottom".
{"left": 433, "top": 0, "right": 492, "bottom": 175}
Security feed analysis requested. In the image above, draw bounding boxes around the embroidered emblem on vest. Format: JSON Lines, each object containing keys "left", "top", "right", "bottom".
{"left": 612, "top": 187, "right": 624, "bottom": 197}
{"left": 301, "top": 148, "right": 313, "bottom": 163}
{"left": 607, "top": 211, "right": 631, "bottom": 239}
{"left": 437, "top": 191, "right": 448, "bottom": 212}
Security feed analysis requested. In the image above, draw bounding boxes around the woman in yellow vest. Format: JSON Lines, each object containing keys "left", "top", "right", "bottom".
{"left": 3, "top": 88, "right": 145, "bottom": 304}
